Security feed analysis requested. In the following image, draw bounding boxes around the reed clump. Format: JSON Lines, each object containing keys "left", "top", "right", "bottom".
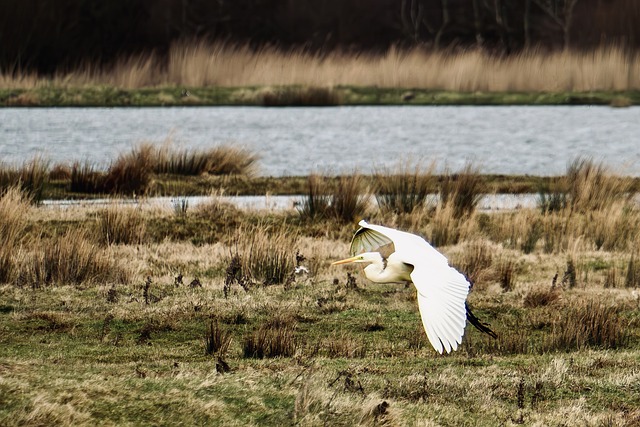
{"left": 67, "top": 142, "right": 257, "bottom": 195}
{"left": 70, "top": 162, "right": 105, "bottom": 194}
{"left": 564, "top": 157, "right": 633, "bottom": 213}
{"left": 19, "top": 229, "right": 130, "bottom": 287}
{"left": 298, "top": 174, "right": 368, "bottom": 223}
{"left": 230, "top": 225, "right": 299, "bottom": 286}
{"left": 0, "top": 187, "right": 30, "bottom": 283}
{"left": 374, "top": 163, "right": 435, "bottom": 214}
{"left": 205, "top": 319, "right": 232, "bottom": 357}
{"left": 152, "top": 142, "right": 258, "bottom": 176}
{"left": 243, "top": 313, "right": 297, "bottom": 358}
{"left": 95, "top": 204, "right": 146, "bottom": 246}
{"left": 0, "top": 157, "right": 49, "bottom": 202}
{"left": 103, "top": 144, "right": 154, "bottom": 196}
{"left": 439, "top": 163, "right": 484, "bottom": 219}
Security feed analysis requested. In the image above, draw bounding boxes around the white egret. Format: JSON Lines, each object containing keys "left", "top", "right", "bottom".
{"left": 332, "top": 220, "right": 496, "bottom": 354}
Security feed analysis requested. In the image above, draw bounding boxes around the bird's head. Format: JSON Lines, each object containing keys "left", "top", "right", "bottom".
{"left": 331, "top": 252, "right": 382, "bottom": 266}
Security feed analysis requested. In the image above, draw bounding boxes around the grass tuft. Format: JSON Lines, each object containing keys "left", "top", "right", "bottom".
{"left": 22, "top": 229, "right": 130, "bottom": 287}
{"left": 231, "top": 226, "right": 298, "bottom": 286}
{"left": 0, "top": 156, "right": 49, "bottom": 202}
{"left": 69, "top": 161, "right": 105, "bottom": 194}
{"left": 0, "top": 187, "right": 30, "bottom": 283}
{"left": 243, "top": 314, "right": 297, "bottom": 358}
{"left": 439, "top": 163, "right": 483, "bottom": 219}
{"left": 103, "top": 144, "right": 154, "bottom": 195}
{"left": 95, "top": 204, "right": 146, "bottom": 245}
{"left": 374, "top": 162, "right": 435, "bottom": 214}
{"left": 205, "top": 319, "right": 232, "bottom": 357}
{"left": 565, "top": 157, "right": 633, "bottom": 213}
{"left": 152, "top": 142, "right": 257, "bottom": 176}
{"left": 548, "top": 301, "right": 629, "bottom": 350}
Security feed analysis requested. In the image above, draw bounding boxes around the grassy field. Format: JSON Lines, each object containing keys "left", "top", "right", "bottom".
{"left": 2, "top": 44, "right": 640, "bottom": 106}
{"left": 2, "top": 158, "right": 640, "bottom": 426}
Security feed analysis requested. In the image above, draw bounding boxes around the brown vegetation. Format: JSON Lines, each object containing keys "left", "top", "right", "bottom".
{"left": 3, "top": 43, "right": 640, "bottom": 93}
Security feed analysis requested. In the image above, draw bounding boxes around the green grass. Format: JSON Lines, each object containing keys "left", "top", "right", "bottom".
{"left": 3, "top": 164, "right": 640, "bottom": 425}
{"left": 2, "top": 281, "right": 640, "bottom": 426}
{"left": 2, "top": 86, "right": 640, "bottom": 107}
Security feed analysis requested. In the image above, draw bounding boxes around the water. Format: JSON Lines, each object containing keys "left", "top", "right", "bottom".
{"left": 1, "top": 106, "right": 639, "bottom": 176}
{"left": 41, "top": 193, "right": 537, "bottom": 212}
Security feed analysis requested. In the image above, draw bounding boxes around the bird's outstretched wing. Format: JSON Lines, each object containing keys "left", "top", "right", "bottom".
{"left": 356, "top": 220, "right": 470, "bottom": 354}
{"left": 353, "top": 221, "right": 448, "bottom": 265}
{"left": 349, "top": 225, "right": 393, "bottom": 256}
{"left": 413, "top": 265, "right": 470, "bottom": 353}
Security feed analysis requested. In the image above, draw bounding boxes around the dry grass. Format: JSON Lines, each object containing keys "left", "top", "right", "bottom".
{"left": 439, "top": 163, "right": 484, "bottom": 219}
{"left": 547, "top": 300, "right": 630, "bottom": 350}
{"left": 152, "top": 141, "right": 257, "bottom": 176}
{"left": 19, "top": 229, "right": 130, "bottom": 287}
{"left": 565, "top": 157, "right": 634, "bottom": 213}
{"left": 95, "top": 204, "right": 146, "bottom": 246}
{"left": 0, "top": 157, "right": 49, "bottom": 202}
{"left": 0, "top": 187, "right": 30, "bottom": 282}
{"left": 243, "top": 313, "right": 297, "bottom": 358}
{"left": 103, "top": 144, "right": 154, "bottom": 196}
{"left": 2, "top": 43, "right": 639, "bottom": 92}
{"left": 298, "top": 174, "right": 369, "bottom": 223}
{"left": 374, "top": 162, "right": 435, "bottom": 214}
{"left": 230, "top": 225, "right": 299, "bottom": 286}
{"left": 4, "top": 158, "right": 640, "bottom": 425}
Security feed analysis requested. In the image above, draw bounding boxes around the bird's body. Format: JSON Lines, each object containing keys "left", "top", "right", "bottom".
{"left": 332, "top": 220, "right": 496, "bottom": 354}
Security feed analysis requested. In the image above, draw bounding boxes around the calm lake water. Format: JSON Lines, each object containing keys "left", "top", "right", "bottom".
{"left": 1, "top": 106, "right": 639, "bottom": 176}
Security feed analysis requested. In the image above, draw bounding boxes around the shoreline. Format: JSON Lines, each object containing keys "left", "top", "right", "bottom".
{"left": 2, "top": 86, "right": 638, "bottom": 107}
{"left": 41, "top": 174, "right": 639, "bottom": 200}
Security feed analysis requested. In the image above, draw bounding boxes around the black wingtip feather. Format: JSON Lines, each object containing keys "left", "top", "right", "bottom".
{"left": 466, "top": 302, "right": 498, "bottom": 339}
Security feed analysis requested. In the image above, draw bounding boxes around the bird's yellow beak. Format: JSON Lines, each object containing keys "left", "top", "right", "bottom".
{"left": 331, "top": 256, "right": 361, "bottom": 266}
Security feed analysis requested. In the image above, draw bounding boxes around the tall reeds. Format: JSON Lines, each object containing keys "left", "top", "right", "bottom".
{"left": 0, "top": 187, "right": 30, "bottom": 283}
{"left": 0, "top": 157, "right": 49, "bottom": 202}
{"left": 2, "top": 43, "right": 639, "bottom": 92}
{"left": 374, "top": 163, "right": 435, "bottom": 214}
{"left": 230, "top": 225, "right": 299, "bottom": 286}
{"left": 439, "top": 163, "right": 484, "bottom": 219}
{"left": 25, "top": 229, "right": 130, "bottom": 287}
{"left": 151, "top": 142, "right": 257, "bottom": 176}
{"left": 96, "top": 204, "right": 146, "bottom": 246}
{"left": 298, "top": 174, "right": 368, "bottom": 223}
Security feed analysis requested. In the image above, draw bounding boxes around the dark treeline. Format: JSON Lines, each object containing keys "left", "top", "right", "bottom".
{"left": 2, "top": 0, "right": 639, "bottom": 73}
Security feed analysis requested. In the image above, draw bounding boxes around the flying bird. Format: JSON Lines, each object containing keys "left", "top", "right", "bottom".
{"left": 332, "top": 220, "right": 496, "bottom": 354}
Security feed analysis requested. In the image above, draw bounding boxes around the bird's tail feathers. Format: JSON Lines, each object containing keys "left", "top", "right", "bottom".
{"left": 466, "top": 302, "right": 497, "bottom": 338}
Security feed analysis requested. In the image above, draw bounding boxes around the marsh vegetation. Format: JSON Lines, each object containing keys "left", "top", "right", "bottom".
{"left": 2, "top": 158, "right": 640, "bottom": 425}
{"left": 2, "top": 44, "right": 640, "bottom": 107}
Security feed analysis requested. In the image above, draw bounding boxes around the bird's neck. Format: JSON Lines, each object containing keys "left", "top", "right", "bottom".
{"left": 363, "top": 260, "right": 397, "bottom": 283}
